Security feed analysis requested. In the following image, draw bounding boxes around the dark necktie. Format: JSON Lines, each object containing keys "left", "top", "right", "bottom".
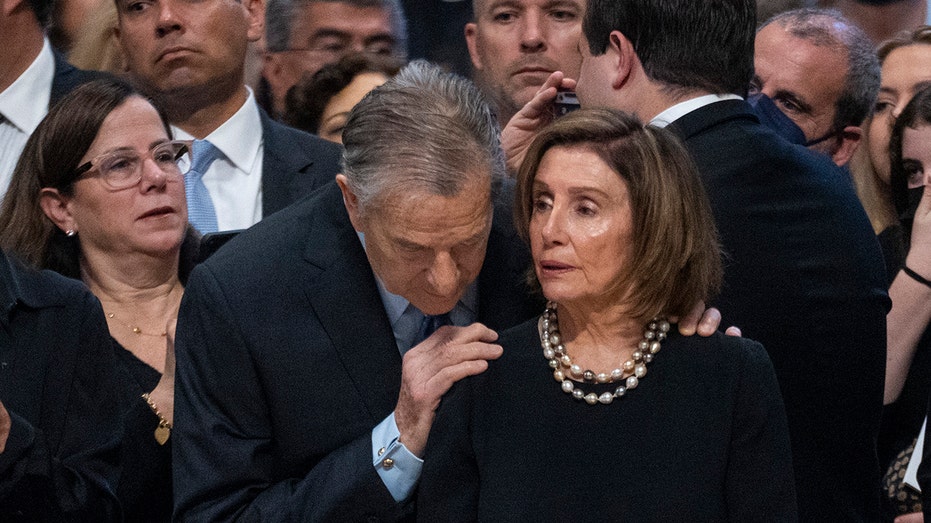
{"left": 414, "top": 312, "right": 451, "bottom": 346}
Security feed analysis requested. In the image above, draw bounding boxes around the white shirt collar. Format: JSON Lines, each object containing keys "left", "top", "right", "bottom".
{"left": 649, "top": 93, "right": 743, "bottom": 128}
{"left": 171, "top": 87, "right": 262, "bottom": 173}
{"left": 0, "top": 38, "right": 55, "bottom": 133}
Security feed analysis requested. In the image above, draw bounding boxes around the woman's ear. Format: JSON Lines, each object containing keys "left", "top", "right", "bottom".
{"left": 39, "top": 188, "right": 77, "bottom": 234}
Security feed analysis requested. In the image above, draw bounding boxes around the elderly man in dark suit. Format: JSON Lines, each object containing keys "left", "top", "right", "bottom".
{"left": 503, "top": 0, "right": 890, "bottom": 520}
{"left": 115, "top": 0, "right": 342, "bottom": 233}
{"left": 171, "top": 61, "right": 538, "bottom": 521}
{"left": 0, "top": 0, "right": 106, "bottom": 196}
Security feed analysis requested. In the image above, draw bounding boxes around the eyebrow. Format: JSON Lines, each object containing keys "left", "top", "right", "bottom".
{"left": 310, "top": 29, "right": 396, "bottom": 45}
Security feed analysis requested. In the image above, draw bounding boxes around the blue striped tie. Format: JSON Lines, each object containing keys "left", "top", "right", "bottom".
{"left": 185, "top": 140, "right": 221, "bottom": 233}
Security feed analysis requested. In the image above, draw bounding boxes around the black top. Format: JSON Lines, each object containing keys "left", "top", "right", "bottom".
{"left": 418, "top": 318, "right": 798, "bottom": 522}
{"left": 0, "top": 251, "right": 123, "bottom": 520}
{"left": 113, "top": 341, "right": 172, "bottom": 523}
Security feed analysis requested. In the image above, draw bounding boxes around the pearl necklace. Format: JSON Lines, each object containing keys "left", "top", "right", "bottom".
{"left": 540, "top": 301, "right": 670, "bottom": 405}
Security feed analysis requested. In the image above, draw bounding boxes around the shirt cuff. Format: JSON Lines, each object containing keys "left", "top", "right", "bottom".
{"left": 371, "top": 412, "right": 423, "bottom": 502}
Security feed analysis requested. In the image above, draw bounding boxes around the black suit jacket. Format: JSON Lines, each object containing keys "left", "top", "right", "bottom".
{"left": 49, "top": 51, "right": 109, "bottom": 108}
{"left": 670, "top": 100, "right": 889, "bottom": 521}
{"left": 0, "top": 251, "right": 123, "bottom": 520}
{"left": 172, "top": 181, "right": 539, "bottom": 521}
{"left": 259, "top": 109, "right": 343, "bottom": 218}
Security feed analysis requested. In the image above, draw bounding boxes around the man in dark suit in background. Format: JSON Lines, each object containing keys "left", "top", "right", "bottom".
{"left": 115, "top": 0, "right": 342, "bottom": 233}
{"left": 171, "top": 61, "right": 539, "bottom": 521}
{"left": 0, "top": 0, "right": 105, "bottom": 196}
{"left": 504, "top": 0, "right": 890, "bottom": 519}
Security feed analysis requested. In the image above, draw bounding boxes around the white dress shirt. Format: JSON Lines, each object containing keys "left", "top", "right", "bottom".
{"left": 172, "top": 89, "right": 265, "bottom": 231}
{"left": 0, "top": 38, "right": 54, "bottom": 197}
{"left": 649, "top": 93, "right": 743, "bottom": 128}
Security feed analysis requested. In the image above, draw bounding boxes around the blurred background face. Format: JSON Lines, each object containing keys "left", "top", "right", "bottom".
{"left": 752, "top": 23, "right": 847, "bottom": 151}
{"left": 317, "top": 71, "right": 389, "bottom": 143}
{"left": 529, "top": 145, "right": 633, "bottom": 310}
{"left": 263, "top": 2, "right": 396, "bottom": 115}
{"left": 465, "top": 0, "right": 584, "bottom": 122}
{"left": 868, "top": 44, "right": 931, "bottom": 183}
{"left": 115, "top": 0, "right": 260, "bottom": 97}
{"left": 902, "top": 124, "right": 931, "bottom": 189}
{"left": 64, "top": 97, "right": 187, "bottom": 260}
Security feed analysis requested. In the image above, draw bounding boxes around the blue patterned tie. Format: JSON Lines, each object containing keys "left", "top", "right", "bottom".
{"left": 185, "top": 139, "right": 221, "bottom": 233}
{"left": 414, "top": 312, "right": 452, "bottom": 346}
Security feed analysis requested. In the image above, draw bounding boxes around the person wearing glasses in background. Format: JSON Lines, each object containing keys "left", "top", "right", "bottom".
{"left": 0, "top": 78, "right": 197, "bottom": 522}
{"left": 261, "top": 0, "right": 407, "bottom": 120}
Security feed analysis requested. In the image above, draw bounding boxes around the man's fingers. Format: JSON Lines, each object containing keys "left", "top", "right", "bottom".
{"left": 724, "top": 326, "right": 742, "bottom": 337}
{"left": 677, "top": 300, "right": 704, "bottom": 335}
{"left": 697, "top": 307, "right": 722, "bottom": 336}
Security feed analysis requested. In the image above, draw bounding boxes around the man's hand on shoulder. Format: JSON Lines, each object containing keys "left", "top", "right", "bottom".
{"left": 0, "top": 400, "right": 10, "bottom": 453}
{"left": 394, "top": 323, "right": 502, "bottom": 457}
{"left": 502, "top": 72, "right": 577, "bottom": 175}
{"left": 673, "top": 301, "right": 742, "bottom": 337}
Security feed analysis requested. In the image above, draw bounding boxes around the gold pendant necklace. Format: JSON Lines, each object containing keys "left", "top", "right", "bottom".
{"left": 106, "top": 312, "right": 168, "bottom": 337}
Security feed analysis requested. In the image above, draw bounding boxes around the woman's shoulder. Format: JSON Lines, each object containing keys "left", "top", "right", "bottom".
{"left": 665, "top": 329, "right": 773, "bottom": 375}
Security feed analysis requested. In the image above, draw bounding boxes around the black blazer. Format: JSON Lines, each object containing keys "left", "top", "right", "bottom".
{"left": 670, "top": 100, "right": 889, "bottom": 522}
{"left": 172, "top": 181, "right": 539, "bottom": 521}
{"left": 49, "top": 51, "right": 109, "bottom": 108}
{"left": 0, "top": 251, "right": 124, "bottom": 520}
{"left": 259, "top": 109, "right": 343, "bottom": 218}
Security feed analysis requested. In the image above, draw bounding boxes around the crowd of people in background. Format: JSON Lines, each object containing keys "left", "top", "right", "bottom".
{"left": 2, "top": 0, "right": 931, "bottom": 521}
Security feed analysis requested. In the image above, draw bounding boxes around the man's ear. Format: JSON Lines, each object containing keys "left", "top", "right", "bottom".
{"left": 464, "top": 23, "right": 483, "bottom": 71}
{"left": 335, "top": 174, "right": 364, "bottom": 233}
{"left": 39, "top": 188, "right": 77, "bottom": 234}
{"left": 831, "top": 126, "right": 862, "bottom": 167}
{"left": 608, "top": 30, "right": 637, "bottom": 91}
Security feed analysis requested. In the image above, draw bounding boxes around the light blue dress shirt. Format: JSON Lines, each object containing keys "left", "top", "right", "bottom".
{"left": 357, "top": 233, "right": 478, "bottom": 502}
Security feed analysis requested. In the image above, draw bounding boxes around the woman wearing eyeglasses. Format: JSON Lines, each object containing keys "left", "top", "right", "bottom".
{"left": 0, "top": 78, "right": 195, "bottom": 522}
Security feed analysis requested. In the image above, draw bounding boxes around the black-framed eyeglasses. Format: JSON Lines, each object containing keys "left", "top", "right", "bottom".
{"left": 72, "top": 140, "right": 193, "bottom": 190}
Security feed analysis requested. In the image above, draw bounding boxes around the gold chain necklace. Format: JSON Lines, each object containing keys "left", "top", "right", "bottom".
{"left": 105, "top": 312, "right": 168, "bottom": 337}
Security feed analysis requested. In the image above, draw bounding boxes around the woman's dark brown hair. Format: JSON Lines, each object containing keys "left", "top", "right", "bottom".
{"left": 514, "top": 108, "right": 722, "bottom": 323}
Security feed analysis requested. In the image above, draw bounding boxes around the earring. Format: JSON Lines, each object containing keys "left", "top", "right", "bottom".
{"left": 65, "top": 229, "right": 76, "bottom": 237}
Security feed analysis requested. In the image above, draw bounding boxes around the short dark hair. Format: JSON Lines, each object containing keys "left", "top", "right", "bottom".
{"left": 759, "top": 8, "right": 879, "bottom": 130}
{"left": 514, "top": 109, "right": 722, "bottom": 323}
{"left": 583, "top": 0, "right": 756, "bottom": 96}
{"left": 890, "top": 84, "right": 931, "bottom": 219}
{"left": 0, "top": 78, "right": 197, "bottom": 280}
{"left": 284, "top": 52, "right": 402, "bottom": 134}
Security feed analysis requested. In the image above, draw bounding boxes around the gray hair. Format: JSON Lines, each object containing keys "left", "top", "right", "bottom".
{"left": 759, "top": 8, "right": 880, "bottom": 129}
{"left": 341, "top": 60, "right": 505, "bottom": 213}
{"left": 265, "top": 0, "right": 408, "bottom": 57}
